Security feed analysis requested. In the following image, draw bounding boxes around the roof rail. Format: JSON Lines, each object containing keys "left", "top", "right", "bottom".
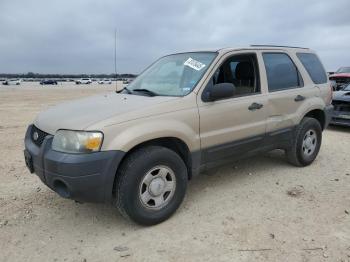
{"left": 250, "top": 44, "right": 309, "bottom": 49}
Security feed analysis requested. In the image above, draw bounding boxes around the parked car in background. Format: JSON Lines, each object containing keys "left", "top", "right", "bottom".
{"left": 98, "top": 79, "right": 112, "bottom": 84}
{"left": 75, "top": 78, "right": 92, "bottom": 84}
{"left": 3, "top": 79, "right": 21, "bottom": 85}
{"left": 329, "top": 67, "right": 350, "bottom": 91}
{"left": 331, "top": 83, "right": 350, "bottom": 126}
{"left": 40, "top": 79, "right": 58, "bottom": 85}
{"left": 123, "top": 78, "right": 133, "bottom": 84}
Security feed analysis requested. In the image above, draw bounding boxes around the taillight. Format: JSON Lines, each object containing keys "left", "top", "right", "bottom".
{"left": 326, "top": 82, "right": 333, "bottom": 105}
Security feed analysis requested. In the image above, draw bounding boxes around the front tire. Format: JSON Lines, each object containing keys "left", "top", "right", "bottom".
{"left": 286, "top": 117, "right": 322, "bottom": 167}
{"left": 115, "top": 146, "right": 188, "bottom": 225}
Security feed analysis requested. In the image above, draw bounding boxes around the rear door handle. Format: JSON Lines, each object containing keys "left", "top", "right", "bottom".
{"left": 248, "top": 102, "right": 263, "bottom": 111}
{"left": 294, "top": 95, "right": 305, "bottom": 102}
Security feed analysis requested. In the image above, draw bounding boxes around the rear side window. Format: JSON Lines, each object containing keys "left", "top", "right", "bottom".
{"left": 263, "top": 53, "right": 303, "bottom": 92}
{"left": 296, "top": 53, "right": 327, "bottom": 84}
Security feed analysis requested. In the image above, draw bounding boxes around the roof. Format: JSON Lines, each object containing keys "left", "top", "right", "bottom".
{"left": 168, "top": 45, "right": 312, "bottom": 57}
{"left": 217, "top": 45, "right": 310, "bottom": 54}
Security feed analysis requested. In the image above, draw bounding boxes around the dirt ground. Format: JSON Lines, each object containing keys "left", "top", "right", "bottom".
{"left": 0, "top": 83, "right": 349, "bottom": 262}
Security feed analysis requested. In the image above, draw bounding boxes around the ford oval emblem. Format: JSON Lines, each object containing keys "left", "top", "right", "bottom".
{"left": 33, "top": 131, "right": 39, "bottom": 141}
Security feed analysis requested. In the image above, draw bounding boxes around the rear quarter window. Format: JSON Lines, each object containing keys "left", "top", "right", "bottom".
{"left": 296, "top": 53, "right": 327, "bottom": 84}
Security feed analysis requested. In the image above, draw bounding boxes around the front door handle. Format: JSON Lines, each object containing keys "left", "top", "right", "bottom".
{"left": 248, "top": 102, "right": 263, "bottom": 111}
{"left": 294, "top": 95, "right": 305, "bottom": 102}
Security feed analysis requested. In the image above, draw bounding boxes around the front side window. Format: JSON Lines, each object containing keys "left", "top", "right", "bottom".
{"left": 263, "top": 53, "right": 303, "bottom": 92}
{"left": 126, "top": 52, "right": 217, "bottom": 96}
{"left": 211, "top": 53, "right": 260, "bottom": 97}
{"left": 297, "top": 53, "right": 327, "bottom": 84}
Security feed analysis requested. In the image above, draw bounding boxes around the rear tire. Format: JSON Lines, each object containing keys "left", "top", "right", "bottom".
{"left": 115, "top": 146, "right": 188, "bottom": 225}
{"left": 286, "top": 117, "right": 322, "bottom": 167}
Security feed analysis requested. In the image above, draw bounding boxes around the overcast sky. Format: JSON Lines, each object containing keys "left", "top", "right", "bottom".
{"left": 0, "top": 0, "right": 349, "bottom": 74}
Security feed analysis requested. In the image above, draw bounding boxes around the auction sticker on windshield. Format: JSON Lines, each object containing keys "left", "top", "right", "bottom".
{"left": 184, "top": 57, "right": 206, "bottom": 71}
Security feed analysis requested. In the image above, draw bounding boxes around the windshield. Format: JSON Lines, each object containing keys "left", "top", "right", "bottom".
{"left": 126, "top": 52, "right": 217, "bottom": 96}
{"left": 336, "top": 67, "right": 350, "bottom": 73}
{"left": 343, "top": 84, "right": 350, "bottom": 91}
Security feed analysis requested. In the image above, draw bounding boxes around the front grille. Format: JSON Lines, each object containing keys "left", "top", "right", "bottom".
{"left": 332, "top": 101, "right": 350, "bottom": 112}
{"left": 332, "top": 117, "right": 350, "bottom": 122}
{"left": 31, "top": 125, "right": 49, "bottom": 147}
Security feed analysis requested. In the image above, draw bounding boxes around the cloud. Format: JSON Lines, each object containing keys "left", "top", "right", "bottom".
{"left": 0, "top": 0, "right": 349, "bottom": 73}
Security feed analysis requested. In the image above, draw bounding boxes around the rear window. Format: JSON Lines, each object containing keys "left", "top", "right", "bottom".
{"left": 296, "top": 53, "right": 327, "bottom": 84}
{"left": 263, "top": 53, "right": 303, "bottom": 92}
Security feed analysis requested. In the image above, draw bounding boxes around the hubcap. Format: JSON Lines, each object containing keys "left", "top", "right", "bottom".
{"left": 139, "top": 166, "right": 176, "bottom": 209}
{"left": 302, "top": 129, "right": 317, "bottom": 156}
{"left": 149, "top": 177, "right": 165, "bottom": 196}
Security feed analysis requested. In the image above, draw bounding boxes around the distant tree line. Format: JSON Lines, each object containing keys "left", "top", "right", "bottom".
{"left": 0, "top": 72, "right": 137, "bottom": 79}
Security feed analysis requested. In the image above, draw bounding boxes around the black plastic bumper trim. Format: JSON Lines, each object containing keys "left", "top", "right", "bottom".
{"left": 24, "top": 125, "right": 125, "bottom": 203}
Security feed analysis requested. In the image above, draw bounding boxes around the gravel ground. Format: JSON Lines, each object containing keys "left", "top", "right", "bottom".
{"left": 0, "top": 83, "right": 349, "bottom": 262}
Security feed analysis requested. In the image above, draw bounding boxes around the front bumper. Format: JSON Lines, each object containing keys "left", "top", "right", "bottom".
{"left": 24, "top": 125, "right": 125, "bottom": 203}
{"left": 330, "top": 110, "right": 350, "bottom": 127}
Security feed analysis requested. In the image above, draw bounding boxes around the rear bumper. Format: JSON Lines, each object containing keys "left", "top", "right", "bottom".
{"left": 324, "top": 105, "right": 334, "bottom": 128}
{"left": 24, "top": 125, "right": 125, "bottom": 203}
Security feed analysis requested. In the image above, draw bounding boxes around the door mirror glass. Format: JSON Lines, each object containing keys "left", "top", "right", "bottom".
{"left": 203, "top": 82, "right": 235, "bottom": 102}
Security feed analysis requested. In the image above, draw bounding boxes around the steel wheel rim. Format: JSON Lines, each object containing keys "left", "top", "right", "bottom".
{"left": 302, "top": 129, "right": 317, "bottom": 156}
{"left": 139, "top": 165, "right": 176, "bottom": 210}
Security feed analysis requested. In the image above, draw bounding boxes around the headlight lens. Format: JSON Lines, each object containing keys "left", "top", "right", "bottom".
{"left": 52, "top": 130, "right": 103, "bottom": 153}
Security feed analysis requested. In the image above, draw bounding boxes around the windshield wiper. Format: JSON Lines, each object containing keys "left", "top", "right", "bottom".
{"left": 132, "top": 88, "right": 158, "bottom": 97}
{"left": 123, "top": 87, "right": 133, "bottom": 94}
{"left": 116, "top": 86, "right": 132, "bottom": 94}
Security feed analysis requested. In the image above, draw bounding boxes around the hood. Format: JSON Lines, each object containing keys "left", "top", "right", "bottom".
{"left": 333, "top": 90, "right": 350, "bottom": 102}
{"left": 34, "top": 92, "right": 178, "bottom": 134}
{"left": 330, "top": 73, "right": 350, "bottom": 78}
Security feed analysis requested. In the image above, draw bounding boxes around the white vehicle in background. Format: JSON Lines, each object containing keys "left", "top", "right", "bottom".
{"left": 98, "top": 79, "right": 112, "bottom": 84}
{"left": 75, "top": 78, "right": 92, "bottom": 84}
{"left": 3, "top": 79, "right": 22, "bottom": 85}
{"left": 122, "top": 78, "right": 133, "bottom": 84}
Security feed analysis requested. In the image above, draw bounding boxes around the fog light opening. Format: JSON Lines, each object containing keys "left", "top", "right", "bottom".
{"left": 53, "top": 180, "right": 70, "bottom": 198}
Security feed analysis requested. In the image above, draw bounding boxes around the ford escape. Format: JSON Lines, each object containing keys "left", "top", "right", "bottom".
{"left": 24, "top": 45, "right": 333, "bottom": 225}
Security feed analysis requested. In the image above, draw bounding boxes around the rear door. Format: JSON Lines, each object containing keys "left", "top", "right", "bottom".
{"left": 261, "top": 51, "right": 319, "bottom": 136}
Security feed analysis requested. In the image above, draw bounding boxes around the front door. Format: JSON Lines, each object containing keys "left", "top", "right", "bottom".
{"left": 197, "top": 52, "right": 268, "bottom": 164}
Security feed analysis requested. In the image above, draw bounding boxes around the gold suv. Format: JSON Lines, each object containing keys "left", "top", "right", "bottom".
{"left": 24, "top": 45, "right": 333, "bottom": 225}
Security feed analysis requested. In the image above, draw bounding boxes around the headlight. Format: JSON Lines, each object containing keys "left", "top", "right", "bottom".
{"left": 52, "top": 130, "right": 103, "bottom": 153}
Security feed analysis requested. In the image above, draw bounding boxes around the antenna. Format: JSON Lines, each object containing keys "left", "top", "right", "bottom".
{"left": 114, "top": 29, "right": 117, "bottom": 90}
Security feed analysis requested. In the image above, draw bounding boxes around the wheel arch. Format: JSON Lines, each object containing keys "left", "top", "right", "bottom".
{"left": 126, "top": 137, "right": 193, "bottom": 177}
{"left": 303, "top": 109, "right": 326, "bottom": 130}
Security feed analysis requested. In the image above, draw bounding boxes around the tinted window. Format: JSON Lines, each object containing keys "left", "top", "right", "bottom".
{"left": 263, "top": 53, "right": 302, "bottom": 92}
{"left": 297, "top": 53, "right": 327, "bottom": 84}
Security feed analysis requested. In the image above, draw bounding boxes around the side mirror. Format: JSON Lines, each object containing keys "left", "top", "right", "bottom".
{"left": 202, "top": 82, "right": 235, "bottom": 102}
